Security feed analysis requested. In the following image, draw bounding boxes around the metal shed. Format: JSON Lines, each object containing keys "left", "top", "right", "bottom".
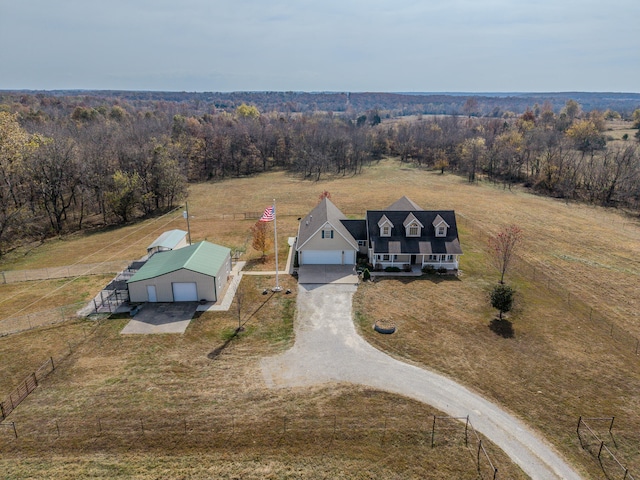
{"left": 128, "top": 241, "right": 232, "bottom": 303}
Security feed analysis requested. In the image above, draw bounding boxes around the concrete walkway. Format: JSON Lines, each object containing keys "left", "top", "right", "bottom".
{"left": 261, "top": 283, "right": 583, "bottom": 480}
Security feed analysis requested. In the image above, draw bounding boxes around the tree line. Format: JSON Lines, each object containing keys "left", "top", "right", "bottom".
{"left": 1, "top": 94, "right": 639, "bottom": 257}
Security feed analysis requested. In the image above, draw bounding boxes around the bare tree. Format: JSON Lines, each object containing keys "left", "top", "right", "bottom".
{"left": 488, "top": 225, "right": 523, "bottom": 284}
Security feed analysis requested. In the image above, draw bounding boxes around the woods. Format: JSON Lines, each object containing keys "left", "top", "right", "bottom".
{"left": 0, "top": 92, "right": 639, "bottom": 257}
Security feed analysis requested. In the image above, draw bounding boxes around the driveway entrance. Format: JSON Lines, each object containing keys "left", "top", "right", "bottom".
{"left": 297, "top": 265, "right": 358, "bottom": 284}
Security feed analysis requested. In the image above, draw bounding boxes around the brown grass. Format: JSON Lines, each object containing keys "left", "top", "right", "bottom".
{"left": 1, "top": 158, "right": 639, "bottom": 477}
{"left": 0, "top": 274, "right": 524, "bottom": 479}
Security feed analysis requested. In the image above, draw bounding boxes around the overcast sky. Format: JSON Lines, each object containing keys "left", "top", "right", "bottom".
{"left": 1, "top": 1, "right": 638, "bottom": 92}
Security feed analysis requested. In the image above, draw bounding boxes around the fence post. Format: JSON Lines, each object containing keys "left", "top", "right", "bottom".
{"left": 50, "top": 356, "right": 55, "bottom": 371}
{"left": 577, "top": 416, "right": 582, "bottom": 435}
{"left": 55, "top": 420, "right": 60, "bottom": 437}
{"left": 609, "top": 417, "right": 615, "bottom": 433}
{"left": 12, "top": 422, "right": 17, "bottom": 438}
{"left": 493, "top": 467, "right": 498, "bottom": 480}
{"left": 431, "top": 415, "right": 436, "bottom": 448}
{"left": 465, "top": 415, "right": 469, "bottom": 447}
{"left": 597, "top": 441, "right": 604, "bottom": 460}
{"left": 477, "top": 440, "right": 482, "bottom": 471}
{"left": 1, "top": 271, "right": 5, "bottom": 284}
{"left": 32, "top": 372, "right": 38, "bottom": 387}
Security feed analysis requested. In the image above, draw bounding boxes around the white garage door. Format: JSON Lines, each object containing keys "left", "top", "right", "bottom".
{"left": 172, "top": 282, "right": 198, "bottom": 301}
{"left": 303, "top": 250, "right": 355, "bottom": 265}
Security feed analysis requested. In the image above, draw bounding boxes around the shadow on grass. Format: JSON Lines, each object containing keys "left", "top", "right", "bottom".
{"left": 489, "top": 318, "right": 514, "bottom": 338}
{"left": 206, "top": 292, "right": 276, "bottom": 360}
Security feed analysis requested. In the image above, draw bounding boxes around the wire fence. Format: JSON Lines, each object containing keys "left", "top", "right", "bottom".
{"left": 0, "top": 411, "right": 502, "bottom": 477}
{"left": 1, "top": 260, "right": 131, "bottom": 284}
{"left": 456, "top": 214, "right": 640, "bottom": 359}
{"left": 0, "top": 302, "right": 86, "bottom": 337}
{"left": 577, "top": 417, "right": 636, "bottom": 480}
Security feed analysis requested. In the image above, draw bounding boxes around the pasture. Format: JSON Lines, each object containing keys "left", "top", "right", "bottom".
{"left": 1, "top": 158, "right": 639, "bottom": 478}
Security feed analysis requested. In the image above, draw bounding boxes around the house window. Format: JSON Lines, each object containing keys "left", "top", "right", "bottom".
{"left": 428, "top": 254, "right": 438, "bottom": 261}
{"left": 381, "top": 225, "right": 390, "bottom": 236}
{"left": 321, "top": 229, "right": 334, "bottom": 239}
{"left": 408, "top": 225, "right": 419, "bottom": 236}
{"left": 383, "top": 254, "right": 390, "bottom": 261}
{"left": 436, "top": 225, "right": 446, "bottom": 237}
{"left": 447, "top": 255, "right": 454, "bottom": 261}
{"left": 358, "top": 240, "right": 366, "bottom": 247}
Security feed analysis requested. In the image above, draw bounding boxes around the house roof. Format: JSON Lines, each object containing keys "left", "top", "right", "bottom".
{"left": 386, "top": 196, "right": 423, "bottom": 211}
{"left": 367, "top": 210, "right": 462, "bottom": 255}
{"left": 296, "top": 197, "right": 358, "bottom": 250}
{"left": 340, "top": 219, "right": 367, "bottom": 241}
{"left": 129, "top": 241, "right": 230, "bottom": 283}
{"left": 147, "top": 229, "right": 188, "bottom": 251}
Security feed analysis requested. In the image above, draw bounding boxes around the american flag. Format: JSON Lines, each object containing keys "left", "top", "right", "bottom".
{"left": 259, "top": 205, "right": 275, "bottom": 222}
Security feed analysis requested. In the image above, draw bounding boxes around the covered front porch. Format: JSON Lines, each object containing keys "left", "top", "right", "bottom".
{"left": 371, "top": 253, "right": 460, "bottom": 271}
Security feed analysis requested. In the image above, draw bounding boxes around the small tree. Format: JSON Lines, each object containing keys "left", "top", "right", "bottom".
{"left": 251, "top": 220, "right": 272, "bottom": 261}
{"left": 488, "top": 224, "right": 523, "bottom": 284}
{"left": 491, "top": 284, "right": 515, "bottom": 320}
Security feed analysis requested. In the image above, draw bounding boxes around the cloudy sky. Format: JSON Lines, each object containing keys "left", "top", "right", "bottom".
{"left": 1, "top": 0, "right": 638, "bottom": 92}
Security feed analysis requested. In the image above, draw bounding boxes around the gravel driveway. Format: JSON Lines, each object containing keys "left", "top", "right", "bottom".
{"left": 261, "top": 283, "right": 583, "bottom": 480}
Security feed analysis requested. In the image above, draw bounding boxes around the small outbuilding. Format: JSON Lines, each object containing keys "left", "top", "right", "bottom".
{"left": 128, "top": 241, "right": 232, "bottom": 303}
{"left": 146, "top": 229, "right": 189, "bottom": 256}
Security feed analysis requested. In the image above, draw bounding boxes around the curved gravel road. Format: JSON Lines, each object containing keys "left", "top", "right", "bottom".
{"left": 261, "top": 283, "right": 583, "bottom": 480}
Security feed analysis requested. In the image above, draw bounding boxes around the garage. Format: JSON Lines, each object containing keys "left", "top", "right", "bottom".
{"left": 172, "top": 282, "right": 198, "bottom": 302}
{"left": 302, "top": 250, "right": 354, "bottom": 265}
{"left": 127, "top": 241, "right": 232, "bottom": 304}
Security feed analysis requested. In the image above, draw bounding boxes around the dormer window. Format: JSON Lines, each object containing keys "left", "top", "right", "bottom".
{"left": 403, "top": 213, "right": 423, "bottom": 237}
{"left": 378, "top": 214, "right": 394, "bottom": 237}
{"left": 432, "top": 214, "right": 450, "bottom": 238}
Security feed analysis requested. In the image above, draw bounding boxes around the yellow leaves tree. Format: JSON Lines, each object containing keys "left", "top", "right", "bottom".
{"left": 251, "top": 220, "right": 273, "bottom": 261}
{"left": 236, "top": 103, "right": 260, "bottom": 119}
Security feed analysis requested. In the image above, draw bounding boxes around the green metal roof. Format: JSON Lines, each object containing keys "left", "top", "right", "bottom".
{"left": 128, "top": 241, "right": 230, "bottom": 283}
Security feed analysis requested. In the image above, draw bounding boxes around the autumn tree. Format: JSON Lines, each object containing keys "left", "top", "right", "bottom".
{"left": 319, "top": 190, "right": 331, "bottom": 202}
{"left": 106, "top": 170, "right": 141, "bottom": 222}
{"left": 488, "top": 224, "right": 523, "bottom": 283}
{"left": 251, "top": 220, "right": 273, "bottom": 261}
{"left": 458, "top": 137, "right": 486, "bottom": 183}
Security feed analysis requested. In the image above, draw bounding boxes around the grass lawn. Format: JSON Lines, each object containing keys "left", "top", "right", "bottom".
{"left": 0, "top": 274, "right": 524, "bottom": 479}
{"left": 1, "top": 158, "right": 639, "bottom": 477}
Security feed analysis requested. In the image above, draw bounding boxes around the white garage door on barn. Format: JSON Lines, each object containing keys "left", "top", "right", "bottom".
{"left": 302, "top": 250, "right": 354, "bottom": 265}
{"left": 172, "top": 282, "right": 198, "bottom": 301}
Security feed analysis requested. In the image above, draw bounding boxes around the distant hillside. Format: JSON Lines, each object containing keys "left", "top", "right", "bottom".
{"left": 3, "top": 90, "right": 640, "bottom": 117}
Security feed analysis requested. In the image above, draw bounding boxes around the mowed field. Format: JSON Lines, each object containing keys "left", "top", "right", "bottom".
{"left": 1, "top": 158, "right": 639, "bottom": 478}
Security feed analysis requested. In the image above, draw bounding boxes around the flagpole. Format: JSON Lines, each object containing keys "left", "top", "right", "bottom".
{"left": 272, "top": 198, "right": 281, "bottom": 291}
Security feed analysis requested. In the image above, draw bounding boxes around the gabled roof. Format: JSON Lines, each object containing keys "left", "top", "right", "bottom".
{"left": 432, "top": 214, "right": 450, "bottom": 228}
{"left": 367, "top": 210, "right": 462, "bottom": 255}
{"left": 147, "top": 229, "right": 188, "bottom": 251}
{"left": 296, "top": 197, "right": 358, "bottom": 250}
{"left": 377, "top": 214, "right": 393, "bottom": 228}
{"left": 129, "top": 241, "right": 230, "bottom": 283}
{"left": 386, "top": 196, "right": 423, "bottom": 211}
{"left": 403, "top": 212, "right": 424, "bottom": 228}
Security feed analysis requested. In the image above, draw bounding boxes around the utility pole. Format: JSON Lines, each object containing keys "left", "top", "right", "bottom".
{"left": 183, "top": 202, "right": 192, "bottom": 245}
